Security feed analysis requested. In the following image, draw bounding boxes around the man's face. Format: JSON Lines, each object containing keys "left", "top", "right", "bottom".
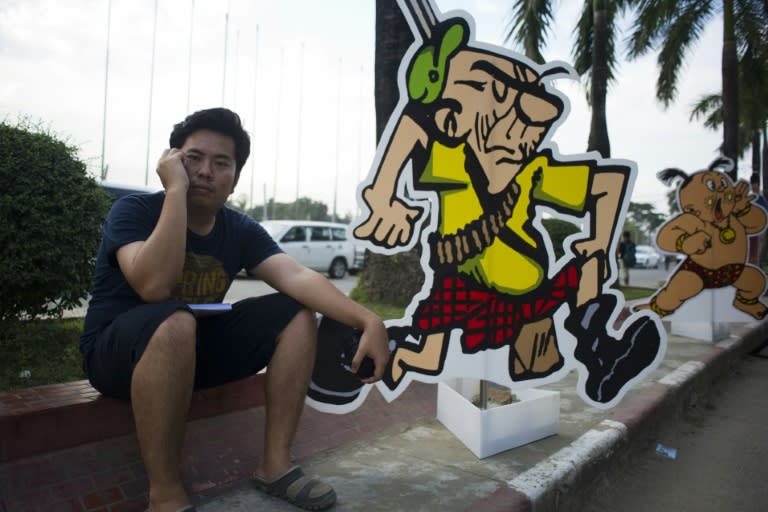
{"left": 180, "top": 129, "right": 240, "bottom": 211}
{"left": 436, "top": 51, "right": 562, "bottom": 193}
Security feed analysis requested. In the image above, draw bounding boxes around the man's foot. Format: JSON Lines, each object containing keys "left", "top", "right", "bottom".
{"left": 566, "top": 295, "right": 662, "bottom": 404}
{"left": 253, "top": 466, "right": 336, "bottom": 511}
{"left": 177, "top": 508, "right": 196, "bottom": 512}
{"left": 145, "top": 507, "right": 196, "bottom": 512}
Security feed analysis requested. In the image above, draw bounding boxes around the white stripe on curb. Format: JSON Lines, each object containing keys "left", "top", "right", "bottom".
{"left": 658, "top": 360, "right": 706, "bottom": 387}
{"left": 505, "top": 323, "right": 765, "bottom": 510}
{"left": 507, "top": 420, "right": 627, "bottom": 503}
{"left": 508, "top": 357, "right": 711, "bottom": 506}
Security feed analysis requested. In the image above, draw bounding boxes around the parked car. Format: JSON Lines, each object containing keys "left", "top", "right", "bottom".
{"left": 349, "top": 245, "right": 366, "bottom": 276}
{"left": 99, "top": 181, "right": 158, "bottom": 201}
{"left": 259, "top": 220, "right": 360, "bottom": 279}
{"left": 634, "top": 244, "right": 661, "bottom": 268}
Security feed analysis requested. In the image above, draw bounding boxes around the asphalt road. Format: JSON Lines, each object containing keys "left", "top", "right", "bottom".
{"left": 586, "top": 346, "right": 768, "bottom": 512}
{"left": 65, "top": 267, "right": 669, "bottom": 318}
{"left": 220, "top": 266, "right": 665, "bottom": 304}
{"left": 224, "top": 273, "right": 358, "bottom": 302}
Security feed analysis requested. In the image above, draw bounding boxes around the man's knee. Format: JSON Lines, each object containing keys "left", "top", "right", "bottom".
{"left": 152, "top": 309, "right": 197, "bottom": 352}
{"left": 279, "top": 308, "right": 317, "bottom": 345}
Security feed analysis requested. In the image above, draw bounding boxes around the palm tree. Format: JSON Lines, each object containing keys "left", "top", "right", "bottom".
{"left": 685, "top": 1, "right": 767, "bottom": 182}
{"left": 690, "top": 58, "right": 767, "bottom": 178}
{"left": 506, "top": 0, "right": 637, "bottom": 158}
{"left": 627, "top": 0, "right": 768, "bottom": 180}
{"left": 354, "top": 0, "right": 424, "bottom": 306}
{"left": 373, "top": 0, "right": 413, "bottom": 139}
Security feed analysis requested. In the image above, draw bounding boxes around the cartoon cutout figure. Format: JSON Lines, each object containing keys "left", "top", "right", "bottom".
{"left": 634, "top": 157, "right": 768, "bottom": 319}
{"left": 308, "top": 0, "right": 666, "bottom": 412}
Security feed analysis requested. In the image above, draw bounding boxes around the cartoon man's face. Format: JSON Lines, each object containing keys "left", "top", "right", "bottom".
{"left": 680, "top": 171, "right": 736, "bottom": 222}
{"left": 434, "top": 50, "right": 563, "bottom": 193}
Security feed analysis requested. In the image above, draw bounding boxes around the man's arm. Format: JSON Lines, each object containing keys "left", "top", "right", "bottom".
{"left": 116, "top": 149, "right": 190, "bottom": 302}
{"left": 251, "top": 254, "right": 390, "bottom": 383}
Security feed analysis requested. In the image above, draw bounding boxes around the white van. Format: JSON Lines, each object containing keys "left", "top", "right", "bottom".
{"left": 260, "top": 220, "right": 361, "bottom": 279}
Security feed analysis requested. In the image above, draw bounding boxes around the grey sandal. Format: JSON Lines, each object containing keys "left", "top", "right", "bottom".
{"left": 253, "top": 466, "right": 336, "bottom": 510}
{"left": 145, "top": 507, "right": 196, "bottom": 512}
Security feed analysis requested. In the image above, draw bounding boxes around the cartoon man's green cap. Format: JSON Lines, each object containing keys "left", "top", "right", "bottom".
{"left": 407, "top": 19, "right": 469, "bottom": 104}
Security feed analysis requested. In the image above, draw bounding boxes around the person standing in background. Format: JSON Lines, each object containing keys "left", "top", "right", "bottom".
{"left": 618, "top": 231, "right": 635, "bottom": 286}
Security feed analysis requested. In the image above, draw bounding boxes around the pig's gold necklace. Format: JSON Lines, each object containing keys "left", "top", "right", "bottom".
{"left": 710, "top": 217, "right": 736, "bottom": 244}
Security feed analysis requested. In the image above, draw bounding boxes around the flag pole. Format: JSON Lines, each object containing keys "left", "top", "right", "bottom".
{"left": 272, "top": 48, "right": 285, "bottom": 220}
{"left": 221, "top": 11, "right": 229, "bottom": 105}
{"left": 249, "top": 25, "right": 260, "bottom": 211}
{"left": 293, "top": 42, "right": 305, "bottom": 218}
{"left": 144, "top": 0, "right": 159, "bottom": 186}
{"left": 185, "top": 0, "right": 195, "bottom": 113}
{"left": 333, "top": 58, "right": 342, "bottom": 223}
{"left": 99, "top": 0, "right": 112, "bottom": 181}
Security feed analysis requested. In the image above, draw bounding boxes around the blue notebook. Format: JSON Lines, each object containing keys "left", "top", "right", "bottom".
{"left": 188, "top": 303, "right": 232, "bottom": 316}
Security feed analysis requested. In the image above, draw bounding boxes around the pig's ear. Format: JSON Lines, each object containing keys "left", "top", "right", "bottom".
{"left": 708, "top": 156, "right": 734, "bottom": 174}
{"left": 657, "top": 168, "right": 687, "bottom": 187}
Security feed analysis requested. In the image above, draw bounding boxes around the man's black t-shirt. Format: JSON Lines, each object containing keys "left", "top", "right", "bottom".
{"left": 80, "top": 191, "right": 281, "bottom": 353}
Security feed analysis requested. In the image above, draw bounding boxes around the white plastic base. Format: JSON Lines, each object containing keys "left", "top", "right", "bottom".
{"left": 670, "top": 320, "right": 730, "bottom": 342}
{"left": 436, "top": 379, "right": 559, "bottom": 459}
{"left": 667, "top": 289, "right": 754, "bottom": 342}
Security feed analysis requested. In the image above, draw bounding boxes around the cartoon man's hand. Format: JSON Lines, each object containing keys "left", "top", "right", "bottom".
{"left": 354, "top": 186, "right": 421, "bottom": 248}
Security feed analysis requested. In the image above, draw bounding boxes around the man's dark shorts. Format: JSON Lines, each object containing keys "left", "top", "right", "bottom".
{"left": 83, "top": 293, "right": 304, "bottom": 400}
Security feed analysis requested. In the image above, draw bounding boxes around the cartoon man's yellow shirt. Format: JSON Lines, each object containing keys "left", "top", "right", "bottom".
{"left": 420, "top": 142, "right": 590, "bottom": 295}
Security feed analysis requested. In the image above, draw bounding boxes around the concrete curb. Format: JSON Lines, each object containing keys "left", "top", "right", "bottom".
{"left": 504, "top": 321, "right": 768, "bottom": 512}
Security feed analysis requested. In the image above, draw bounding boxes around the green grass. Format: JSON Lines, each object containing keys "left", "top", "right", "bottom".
{"left": 0, "top": 318, "right": 85, "bottom": 392}
{"left": 360, "top": 302, "right": 406, "bottom": 321}
{"left": 0, "top": 288, "right": 654, "bottom": 393}
{"left": 617, "top": 286, "right": 656, "bottom": 301}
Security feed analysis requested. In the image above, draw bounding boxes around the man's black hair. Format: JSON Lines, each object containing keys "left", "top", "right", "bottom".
{"left": 169, "top": 107, "right": 250, "bottom": 173}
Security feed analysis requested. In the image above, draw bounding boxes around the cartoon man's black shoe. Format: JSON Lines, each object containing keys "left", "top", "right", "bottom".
{"left": 566, "top": 295, "right": 662, "bottom": 404}
{"left": 308, "top": 316, "right": 373, "bottom": 406}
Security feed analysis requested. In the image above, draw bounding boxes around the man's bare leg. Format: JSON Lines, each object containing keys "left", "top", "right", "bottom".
{"left": 255, "top": 309, "right": 317, "bottom": 480}
{"left": 131, "top": 310, "right": 198, "bottom": 512}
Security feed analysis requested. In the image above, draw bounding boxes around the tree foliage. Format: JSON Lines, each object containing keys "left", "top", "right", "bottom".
{"left": 0, "top": 120, "right": 112, "bottom": 323}
{"left": 627, "top": 0, "right": 768, "bottom": 175}
{"left": 506, "top": 0, "right": 637, "bottom": 157}
{"left": 227, "top": 195, "right": 352, "bottom": 223}
{"left": 626, "top": 201, "right": 666, "bottom": 243}
{"left": 689, "top": 4, "right": 768, "bottom": 183}
{"left": 541, "top": 218, "right": 580, "bottom": 259}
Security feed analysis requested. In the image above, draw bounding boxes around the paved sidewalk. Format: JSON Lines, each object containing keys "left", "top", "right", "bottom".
{"left": 3, "top": 318, "right": 760, "bottom": 512}
{"left": 191, "top": 321, "right": 767, "bottom": 512}
{"left": 5, "top": 266, "right": 763, "bottom": 511}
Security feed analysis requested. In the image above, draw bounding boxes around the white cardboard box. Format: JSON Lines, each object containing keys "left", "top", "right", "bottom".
{"left": 436, "top": 379, "right": 560, "bottom": 459}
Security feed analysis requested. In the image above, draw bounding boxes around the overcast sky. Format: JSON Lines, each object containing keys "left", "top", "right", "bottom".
{"left": 1, "top": 0, "right": 738, "bottom": 218}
